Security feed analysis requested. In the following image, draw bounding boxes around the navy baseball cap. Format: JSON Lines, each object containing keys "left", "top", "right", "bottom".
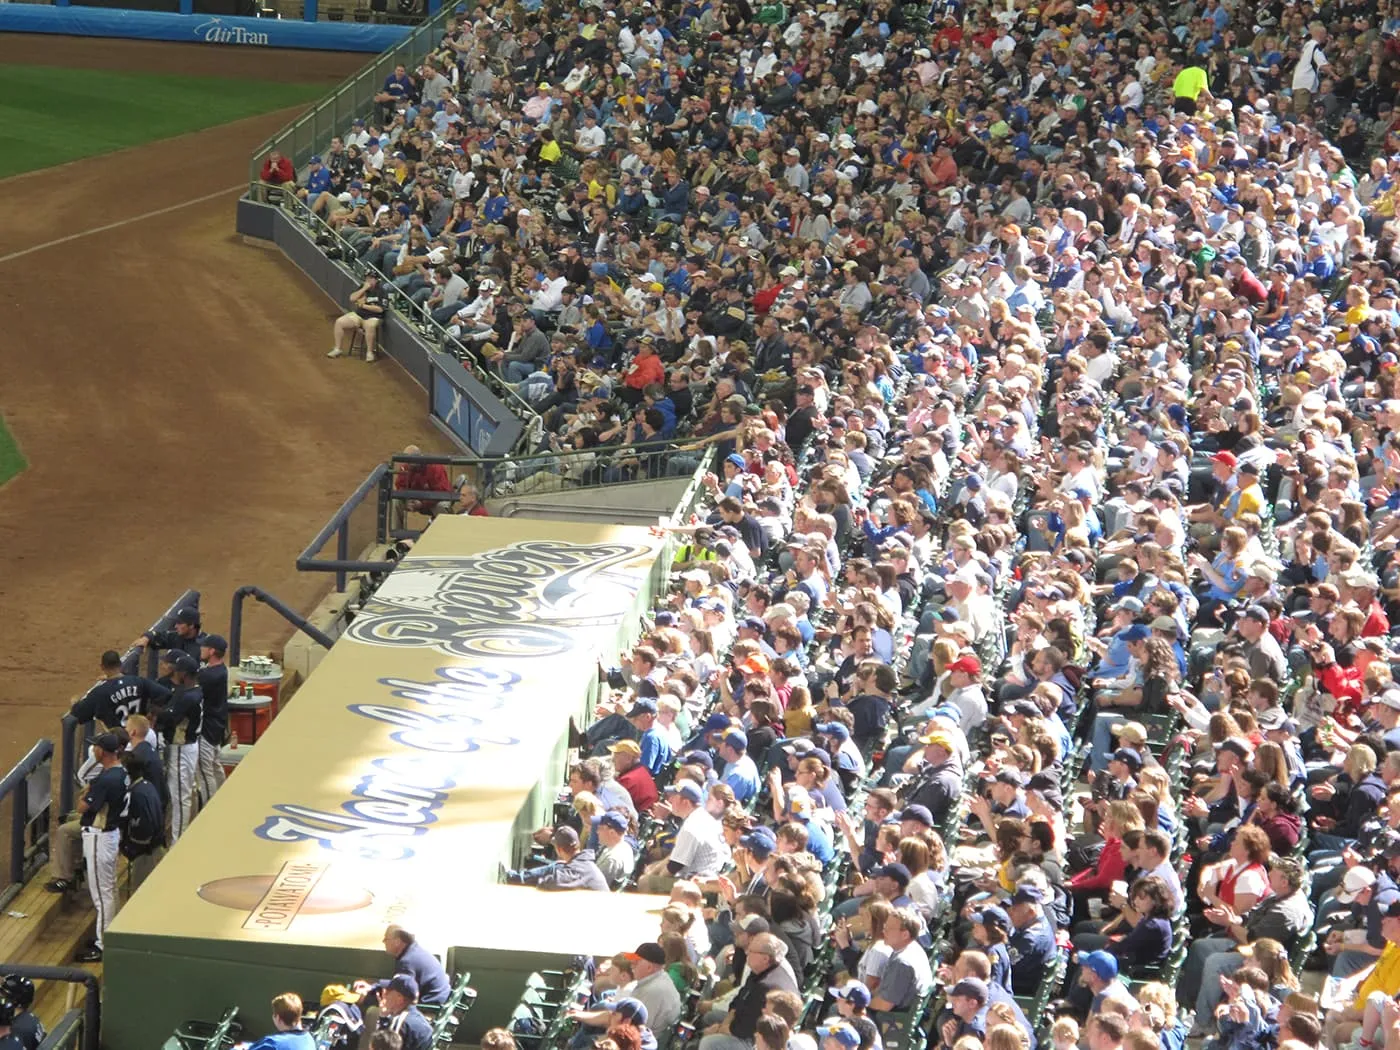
{"left": 682, "top": 750, "right": 715, "bottom": 771}
{"left": 1121, "top": 624, "right": 1151, "bottom": 642}
{"left": 874, "top": 863, "right": 912, "bottom": 887}
{"left": 612, "top": 997, "right": 649, "bottom": 1024}
{"left": 201, "top": 634, "right": 228, "bottom": 655}
{"left": 1012, "top": 884, "right": 1046, "bottom": 904}
{"left": 975, "top": 905, "right": 1010, "bottom": 932}
{"left": 94, "top": 732, "right": 122, "bottom": 754}
{"left": 627, "top": 698, "right": 658, "bottom": 717}
{"left": 703, "top": 712, "right": 732, "bottom": 733}
{"left": 724, "top": 730, "right": 749, "bottom": 750}
{"left": 828, "top": 980, "right": 872, "bottom": 1008}
{"left": 899, "top": 804, "right": 934, "bottom": 826}
{"left": 387, "top": 974, "right": 419, "bottom": 1000}
{"left": 593, "top": 812, "right": 628, "bottom": 832}
{"left": 175, "top": 607, "right": 200, "bottom": 626}
{"left": 167, "top": 652, "right": 198, "bottom": 674}
{"left": 815, "top": 722, "right": 851, "bottom": 741}
{"left": 740, "top": 825, "right": 778, "bottom": 858}
{"left": 665, "top": 781, "right": 705, "bottom": 804}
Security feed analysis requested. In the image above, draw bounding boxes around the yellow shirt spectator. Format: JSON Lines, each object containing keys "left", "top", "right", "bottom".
{"left": 539, "top": 139, "right": 562, "bottom": 164}
{"left": 1355, "top": 941, "right": 1400, "bottom": 1006}
{"left": 1173, "top": 66, "right": 1209, "bottom": 101}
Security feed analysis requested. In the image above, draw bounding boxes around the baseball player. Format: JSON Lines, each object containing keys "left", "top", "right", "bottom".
{"left": 196, "top": 634, "right": 230, "bottom": 805}
{"left": 53, "top": 732, "right": 126, "bottom": 962}
{"left": 156, "top": 653, "right": 203, "bottom": 842}
{"left": 69, "top": 650, "right": 171, "bottom": 732}
{"left": 123, "top": 714, "right": 168, "bottom": 808}
{"left": 130, "top": 606, "right": 203, "bottom": 664}
{"left": 0, "top": 1001, "right": 25, "bottom": 1050}
{"left": 119, "top": 750, "right": 166, "bottom": 891}
{"left": 0, "top": 976, "right": 45, "bottom": 1050}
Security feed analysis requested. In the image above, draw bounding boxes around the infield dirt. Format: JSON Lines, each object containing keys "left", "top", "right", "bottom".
{"left": 0, "top": 34, "right": 451, "bottom": 767}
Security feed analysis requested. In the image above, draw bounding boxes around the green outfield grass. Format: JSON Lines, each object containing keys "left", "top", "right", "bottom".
{"left": 0, "top": 416, "right": 26, "bottom": 488}
{"left": 0, "top": 66, "right": 324, "bottom": 179}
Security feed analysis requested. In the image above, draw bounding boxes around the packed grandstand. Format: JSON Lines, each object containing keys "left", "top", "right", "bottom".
{"left": 158, "top": 0, "right": 1400, "bottom": 1047}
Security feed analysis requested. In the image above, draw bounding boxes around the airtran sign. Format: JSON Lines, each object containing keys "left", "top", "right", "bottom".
{"left": 194, "top": 17, "right": 269, "bottom": 44}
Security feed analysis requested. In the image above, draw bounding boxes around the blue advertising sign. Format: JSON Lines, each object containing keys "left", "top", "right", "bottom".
{"left": 0, "top": 4, "right": 412, "bottom": 51}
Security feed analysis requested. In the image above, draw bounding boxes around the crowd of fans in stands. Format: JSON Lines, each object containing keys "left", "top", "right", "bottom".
{"left": 262, "top": 0, "right": 1400, "bottom": 1046}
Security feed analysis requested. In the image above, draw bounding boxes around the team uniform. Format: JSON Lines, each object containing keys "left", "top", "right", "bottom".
{"left": 196, "top": 661, "right": 229, "bottom": 804}
{"left": 158, "top": 683, "right": 203, "bottom": 841}
{"left": 80, "top": 764, "right": 128, "bottom": 952}
{"left": 120, "top": 770, "right": 166, "bottom": 890}
{"left": 69, "top": 675, "right": 170, "bottom": 730}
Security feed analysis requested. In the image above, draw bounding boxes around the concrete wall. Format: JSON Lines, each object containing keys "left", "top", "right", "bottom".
{"left": 488, "top": 477, "right": 693, "bottom": 526}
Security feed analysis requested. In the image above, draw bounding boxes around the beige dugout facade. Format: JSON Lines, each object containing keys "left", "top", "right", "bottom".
{"left": 104, "top": 517, "right": 671, "bottom": 1049}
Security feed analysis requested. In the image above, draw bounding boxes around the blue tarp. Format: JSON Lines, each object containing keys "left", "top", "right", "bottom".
{"left": 0, "top": 5, "right": 412, "bottom": 51}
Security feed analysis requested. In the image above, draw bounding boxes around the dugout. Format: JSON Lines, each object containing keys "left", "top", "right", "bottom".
{"left": 103, "top": 517, "right": 670, "bottom": 1049}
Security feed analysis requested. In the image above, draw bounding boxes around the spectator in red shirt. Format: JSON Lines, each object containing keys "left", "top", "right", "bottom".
{"left": 619, "top": 339, "right": 665, "bottom": 406}
{"left": 260, "top": 150, "right": 295, "bottom": 186}
{"left": 1342, "top": 571, "right": 1391, "bottom": 636}
{"left": 607, "top": 739, "right": 659, "bottom": 813}
{"left": 393, "top": 446, "right": 452, "bottom": 528}
{"left": 453, "top": 481, "right": 488, "bottom": 517}
{"left": 1225, "top": 257, "right": 1268, "bottom": 304}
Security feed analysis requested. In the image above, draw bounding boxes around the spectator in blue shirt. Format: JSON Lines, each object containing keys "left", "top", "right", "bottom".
{"left": 246, "top": 994, "right": 315, "bottom": 1050}
{"left": 628, "top": 698, "right": 673, "bottom": 775}
{"left": 719, "top": 731, "right": 760, "bottom": 804}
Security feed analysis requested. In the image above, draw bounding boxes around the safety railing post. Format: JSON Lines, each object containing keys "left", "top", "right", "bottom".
{"left": 10, "top": 778, "right": 26, "bottom": 887}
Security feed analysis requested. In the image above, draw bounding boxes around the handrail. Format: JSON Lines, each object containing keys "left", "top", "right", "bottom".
{"left": 247, "top": 4, "right": 457, "bottom": 184}
{"left": 0, "top": 740, "right": 53, "bottom": 910}
{"left": 295, "top": 463, "right": 393, "bottom": 592}
{"left": 121, "top": 588, "right": 201, "bottom": 677}
{"left": 0, "top": 966, "right": 100, "bottom": 1050}
{"left": 57, "top": 717, "right": 82, "bottom": 821}
{"left": 276, "top": 192, "right": 543, "bottom": 439}
{"left": 36, "top": 1008, "right": 83, "bottom": 1050}
{"left": 228, "top": 586, "right": 335, "bottom": 667}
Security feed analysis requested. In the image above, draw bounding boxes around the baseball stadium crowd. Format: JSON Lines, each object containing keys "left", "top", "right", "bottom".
{"left": 164, "top": 0, "right": 1400, "bottom": 1047}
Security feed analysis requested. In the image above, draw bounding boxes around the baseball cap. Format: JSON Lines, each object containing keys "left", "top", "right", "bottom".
{"left": 950, "top": 978, "right": 989, "bottom": 1004}
{"left": 1112, "top": 596, "right": 1145, "bottom": 613}
{"left": 828, "top": 981, "right": 872, "bottom": 1008}
{"left": 94, "top": 732, "right": 123, "bottom": 754}
{"left": 201, "top": 634, "right": 228, "bottom": 655}
{"left": 593, "top": 812, "right": 628, "bottom": 833}
{"left": 948, "top": 655, "right": 982, "bottom": 675}
{"left": 815, "top": 722, "right": 851, "bottom": 741}
{"left": 899, "top": 804, "right": 934, "bottom": 827}
{"left": 629, "top": 941, "right": 667, "bottom": 966}
{"left": 665, "top": 781, "right": 705, "bottom": 805}
{"left": 874, "top": 863, "right": 912, "bottom": 888}
{"left": 1111, "top": 748, "right": 1144, "bottom": 772}
{"left": 612, "top": 997, "right": 650, "bottom": 1024}
{"left": 817, "top": 1023, "right": 861, "bottom": 1048}
{"left": 167, "top": 651, "right": 198, "bottom": 674}
{"left": 1012, "top": 884, "right": 1045, "bottom": 904}
{"left": 723, "top": 730, "right": 749, "bottom": 750}
{"left": 1210, "top": 451, "right": 1238, "bottom": 467}
{"left": 975, "top": 905, "right": 1011, "bottom": 932}
{"left": 1241, "top": 605, "right": 1271, "bottom": 624}
{"left": 919, "top": 730, "right": 956, "bottom": 751}
{"left": 387, "top": 975, "right": 420, "bottom": 1000}
{"left": 1120, "top": 624, "right": 1151, "bottom": 642}
{"left": 174, "top": 607, "right": 200, "bottom": 626}
{"left": 740, "top": 825, "right": 778, "bottom": 858}
{"left": 1257, "top": 707, "right": 1288, "bottom": 731}
{"left": 1338, "top": 866, "right": 1378, "bottom": 903}
{"left": 1215, "top": 736, "right": 1253, "bottom": 759}
{"left": 682, "top": 750, "right": 714, "bottom": 771}
{"left": 994, "top": 769, "right": 1025, "bottom": 787}
{"left": 1079, "top": 950, "right": 1118, "bottom": 982}
{"left": 627, "top": 698, "right": 659, "bottom": 717}
{"left": 703, "top": 713, "right": 733, "bottom": 733}
{"left": 552, "top": 826, "right": 580, "bottom": 849}
{"left": 609, "top": 739, "right": 642, "bottom": 756}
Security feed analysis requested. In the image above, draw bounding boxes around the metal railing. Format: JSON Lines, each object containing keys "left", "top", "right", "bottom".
{"left": 0, "top": 741, "right": 53, "bottom": 911}
{"left": 246, "top": 3, "right": 456, "bottom": 186}
{"left": 275, "top": 191, "right": 543, "bottom": 440}
{"left": 37, "top": 1008, "right": 83, "bottom": 1050}
{"left": 121, "top": 588, "right": 201, "bottom": 678}
{"left": 391, "top": 438, "right": 719, "bottom": 507}
{"left": 227, "top": 586, "right": 336, "bottom": 667}
{"left": 0, "top": 966, "right": 100, "bottom": 1050}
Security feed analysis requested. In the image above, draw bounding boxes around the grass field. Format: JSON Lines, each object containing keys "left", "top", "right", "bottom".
{"left": 0, "top": 416, "right": 26, "bottom": 487}
{"left": 0, "top": 66, "right": 323, "bottom": 179}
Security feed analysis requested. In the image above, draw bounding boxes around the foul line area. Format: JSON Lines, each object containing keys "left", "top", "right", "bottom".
{"left": 0, "top": 183, "right": 247, "bottom": 266}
